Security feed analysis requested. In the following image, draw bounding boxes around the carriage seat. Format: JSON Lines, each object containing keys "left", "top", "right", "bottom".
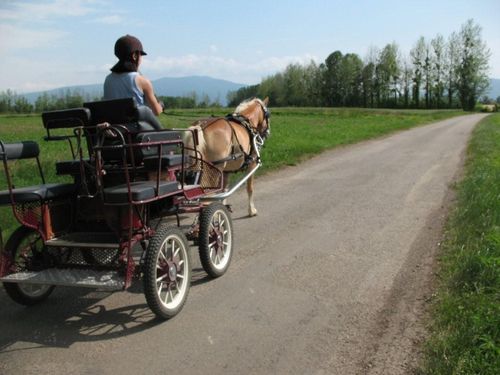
{"left": 0, "top": 184, "right": 76, "bottom": 205}
{"left": 135, "top": 131, "right": 184, "bottom": 169}
{"left": 0, "top": 141, "right": 76, "bottom": 205}
{"left": 42, "top": 107, "right": 91, "bottom": 132}
{"left": 103, "top": 180, "right": 180, "bottom": 204}
{"left": 55, "top": 158, "right": 91, "bottom": 175}
{"left": 83, "top": 98, "right": 162, "bottom": 131}
{"left": 41, "top": 108, "right": 92, "bottom": 176}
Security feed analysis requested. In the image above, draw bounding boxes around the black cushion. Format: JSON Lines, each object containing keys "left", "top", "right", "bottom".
{"left": 83, "top": 98, "right": 162, "bottom": 130}
{"left": 0, "top": 183, "right": 76, "bottom": 205}
{"left": 135, "top": 131, "right": 182, "bottom": 157}
{"left": 143, "top": 155, "right": 184, "bottom": 169}
{"left": 55, "top": 159, "right": 90, "bottom": 175}
{"left": 42, "top": 108, "right": 91, "bottom": 129}
{"left": 103, "top": 181, "right": 180, "bottom": 204}
{"left": 0, "top": 141, "right": 40, "bottom": 160}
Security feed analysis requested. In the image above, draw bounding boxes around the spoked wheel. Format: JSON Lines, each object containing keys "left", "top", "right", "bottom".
{"left": 198, "top": 203, "right": 234, "bottom": 278}
{"left": 143, "top": 226, "right": 191, "bottom": 320}
{"left": 3, "top": 226, "right": 55, "bottom": 306}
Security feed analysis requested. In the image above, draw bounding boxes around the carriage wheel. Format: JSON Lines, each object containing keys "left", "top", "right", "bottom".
{"left": 3, "top": 226, "right": 55, "bottom": 306}
{"left": 198, "top": 203, "right": 233, "bottom": 278}
{"left": 143, "top": 226, "right": 191, "bottom": 319}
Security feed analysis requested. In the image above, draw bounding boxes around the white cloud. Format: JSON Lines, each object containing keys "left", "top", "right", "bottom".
{"left": 0, "top": 24, "right": 67, "bottom": 52}
{"left": 91, "top": 14, "right": 123, "bottom": 25}
{"left": 0, "top": 0, "right": 97, "bottom": 21}
{"left": 143, "top": 53, "right": 320, "bottom": 84}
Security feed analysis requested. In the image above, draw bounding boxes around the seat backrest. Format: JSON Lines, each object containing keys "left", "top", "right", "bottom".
{"left": 0, "top": 140, "right": 45, "bottom": 186}
{"left": 84, "top": 98, "right": 137, "bottom": 126}
{"left": 134, "top": 131, "right": 182, "bottom": 161}
{"left": 41, "top": 108, "right": 92, "bottom": 159}
{"left": 42, "top": 108, "right": 91, "bottom": 130}
{"left": 84, "top": 99, "right": 166, "bottom": 163}
{"left": 0, "top": 141, "right": 40, "bottom": 161}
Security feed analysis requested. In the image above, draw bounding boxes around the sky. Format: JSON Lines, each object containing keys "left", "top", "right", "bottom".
{"left": 1, "top": 0, "right": 499, "bottom": 93}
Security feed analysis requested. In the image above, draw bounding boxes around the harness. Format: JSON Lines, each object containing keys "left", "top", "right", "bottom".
{"left": 194, "top": 114, "right": 263, "bottom": 171}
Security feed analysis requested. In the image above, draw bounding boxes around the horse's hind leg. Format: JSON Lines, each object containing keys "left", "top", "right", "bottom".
{"left": 246, "top": 168, "right": 257, "bottom": 217}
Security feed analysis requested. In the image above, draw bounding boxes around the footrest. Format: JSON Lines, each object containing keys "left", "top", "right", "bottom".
{"left": 0, "top": 269, "right": 124, "bottom": 290}
{"left": 46, "top": 232, "right": 120, "bottom": 249}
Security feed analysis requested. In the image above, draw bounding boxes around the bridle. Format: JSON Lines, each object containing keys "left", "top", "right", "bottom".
{"left": 255, "top": 98, "right": 271, "bottom": 140}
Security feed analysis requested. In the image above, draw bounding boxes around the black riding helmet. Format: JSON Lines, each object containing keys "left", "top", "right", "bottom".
{"left": 111, "top": 35, "right": 147, "bottom": 73}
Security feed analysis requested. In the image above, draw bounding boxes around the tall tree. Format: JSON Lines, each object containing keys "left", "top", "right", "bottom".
{"left": 401, "top": 57, "right": 413, "bottom": 108}
{"left": 423, "top": 39, "right": 433, "bottom": 108}
{"left": 456, "top": 19, "right": 491, "bottom": 111}
{"left": 445, "top": 32, "right": 461, "bottom": 108}
{"left": 377, "top": 43, "right": 400, "bottom": 107}
{"left": 323, "top": 51, "right": 343, "bottom": 106}
{"left": 431, "top": 34, "right": 446, "bottom": 108}
{"left": 410, "top": 37, "right": 426, "bottom": 108}
{"left": 361, "top": 46, "right": 379, "bottom": 107}
{"left": 338, "top": 53, "right": 363, "bottom": 106}
{"left": 302, "top": 61, "right": 325, "bottom": 106}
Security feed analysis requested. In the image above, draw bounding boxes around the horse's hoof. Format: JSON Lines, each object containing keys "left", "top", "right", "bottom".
{"left": 248, "top": 210, "right": 258, "bottom": 217}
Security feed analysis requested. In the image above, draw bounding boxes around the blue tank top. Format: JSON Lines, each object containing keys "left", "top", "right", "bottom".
{"left": 103, "top": 72, "right": 144, "bottom": 105}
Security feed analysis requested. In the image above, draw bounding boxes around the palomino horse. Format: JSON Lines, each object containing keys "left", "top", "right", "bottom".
{"left": 186, "top": 97, "right": 270, "bottom": 216}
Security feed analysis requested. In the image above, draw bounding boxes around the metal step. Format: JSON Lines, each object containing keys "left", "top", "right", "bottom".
{"left": 0, "top": 269, "right": 124, "bottom": 290}
{"left": 46, "top": 232, "right": 120, "bottom": 249}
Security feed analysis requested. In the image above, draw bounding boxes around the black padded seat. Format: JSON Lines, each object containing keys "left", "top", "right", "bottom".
{"left": 83, "top": 98, "right": 162, "bottom": 131}
{"left": 55, "top": 159, "right": 90, "bottom": 175}
{"left": 42, "top": 108, "right": 91, "bottom": 130}
{"left": 103, "top": 180, "right": 180, "bottom": 204}
{"left": 143, "top": 154, "right": 184, "bottom": 169}
{"left": 0, "top": 183, "right": 76, "bottom": 205}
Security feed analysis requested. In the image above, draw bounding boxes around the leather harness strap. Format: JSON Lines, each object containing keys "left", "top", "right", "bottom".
{"left": 192, "top": 115, "right": 257, "bottom": 170}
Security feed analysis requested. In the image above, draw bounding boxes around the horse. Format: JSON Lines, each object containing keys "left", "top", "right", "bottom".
{"left": 186, "top": 97, "right": 271, "bottom": 216}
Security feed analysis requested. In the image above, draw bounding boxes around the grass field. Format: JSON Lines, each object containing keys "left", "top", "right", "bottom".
{"left": 420, "top": 113, "right": 500, "bottom": 374}
{"left": 0, "top": 107, "right": 462, "bottom": 239}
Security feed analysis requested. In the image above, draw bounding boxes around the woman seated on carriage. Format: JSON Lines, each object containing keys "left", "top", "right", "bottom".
{"left": 104, "top": 34, "right": 164, "bottom": 130}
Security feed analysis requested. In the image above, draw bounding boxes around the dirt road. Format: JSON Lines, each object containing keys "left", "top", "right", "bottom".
{"left": 0, "top": 114, "right": 486, "bottom": 374}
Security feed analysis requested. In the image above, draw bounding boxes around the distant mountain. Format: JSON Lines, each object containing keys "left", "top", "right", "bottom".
{"left": 23, "top": 83, "right": 102, "bottom": 104}
{"left": 23, "top": 75, "right": 246, "bottom": 106}
{"left": 153, "top": 76, "right": 245, "bottom": 104}
{"left": 486, "top": 78, "right": 500, "bottom": 100}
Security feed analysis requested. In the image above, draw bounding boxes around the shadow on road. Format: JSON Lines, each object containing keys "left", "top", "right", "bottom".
{"left": 0, "top": 286, "right": 157, "bottom": 354}
{"left": 0, "top": 262, "right": 216, "bottom": 355}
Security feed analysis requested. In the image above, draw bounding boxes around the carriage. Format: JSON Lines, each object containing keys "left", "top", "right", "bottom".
{"left": 0, "top": 97, "right": 268, "bottom": 320}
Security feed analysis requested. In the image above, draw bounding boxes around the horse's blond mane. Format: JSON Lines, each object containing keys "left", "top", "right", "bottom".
{"left": 234, "top": 98, "right": 260, "bottom": 115}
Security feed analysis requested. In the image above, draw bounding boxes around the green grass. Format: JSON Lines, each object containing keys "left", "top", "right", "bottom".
{"left": 0, "top": 108, "right": 462, "bottom": 239}
{"left": 420, "top": 113, "right": 500, "bottom": 374}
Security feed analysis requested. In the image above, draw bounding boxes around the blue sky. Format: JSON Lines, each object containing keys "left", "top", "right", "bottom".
{"left": 1, "top": 0, "right": 499, "bottom": 93}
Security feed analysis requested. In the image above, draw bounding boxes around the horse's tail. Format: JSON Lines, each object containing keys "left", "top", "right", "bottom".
{"left": 183, "top": 125, "right": 206, "bottom": 157}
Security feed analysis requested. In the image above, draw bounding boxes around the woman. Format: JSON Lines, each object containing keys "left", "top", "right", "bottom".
{"left": 104, "top": 35, "right": 164, "bottom": 124}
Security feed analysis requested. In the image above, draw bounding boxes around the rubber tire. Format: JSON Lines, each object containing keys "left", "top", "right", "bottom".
{"left": 3, "top": 226, "right": 55, "bottom": 306}
{"left": 143, "top": 226, "right": 191, "bottom": 320}
{"left": 198, "top": 203, "right": 234, "bottom": 278}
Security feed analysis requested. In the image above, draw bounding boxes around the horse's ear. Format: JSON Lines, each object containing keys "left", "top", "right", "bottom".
{"left": 263, "top": 97, "right": 269, "bottom": 106}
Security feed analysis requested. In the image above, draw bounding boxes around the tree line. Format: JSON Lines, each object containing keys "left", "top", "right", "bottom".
{"left": 228, "top": 19, "right": 493, "bottom": 111}
{"left": 0, "top": 89, "right": 224, "bottom": 114}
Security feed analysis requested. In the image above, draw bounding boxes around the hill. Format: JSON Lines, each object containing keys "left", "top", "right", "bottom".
{"left": 23, "top": 75, "right": 246, "bottom": 106}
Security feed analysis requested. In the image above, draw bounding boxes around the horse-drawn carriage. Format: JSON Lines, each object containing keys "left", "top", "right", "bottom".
{"left": 0, "top": 97, "right": 270, "bottom": 319}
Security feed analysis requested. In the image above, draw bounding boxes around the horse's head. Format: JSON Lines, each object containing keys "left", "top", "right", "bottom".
{"left": 234, "top": 97, "right": 271, "bottom": 139}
